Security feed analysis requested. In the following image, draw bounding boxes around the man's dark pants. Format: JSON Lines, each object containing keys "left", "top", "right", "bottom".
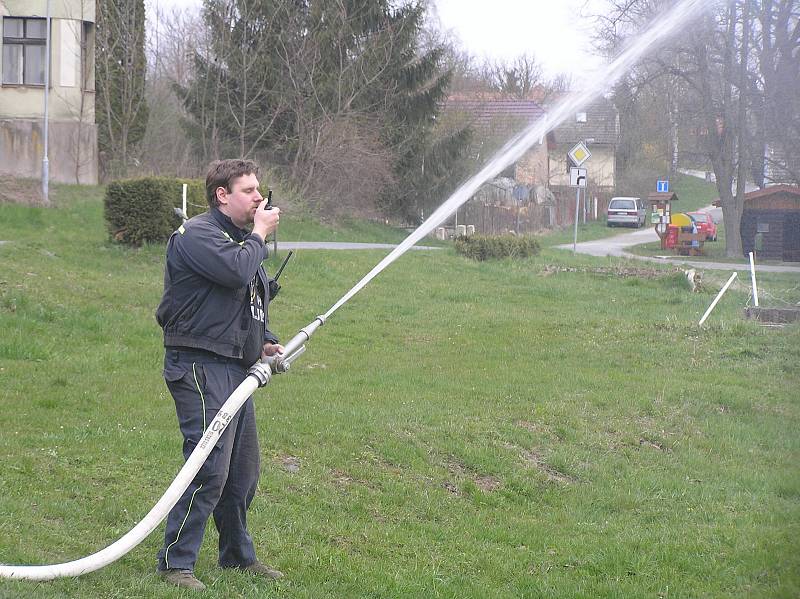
{"left": 157, "top": 349, "right": 260, "bottom": 572}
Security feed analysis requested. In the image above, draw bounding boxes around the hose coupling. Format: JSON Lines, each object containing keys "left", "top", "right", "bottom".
{"left": 247, "top": 360, "right": 273, "bottom": 387}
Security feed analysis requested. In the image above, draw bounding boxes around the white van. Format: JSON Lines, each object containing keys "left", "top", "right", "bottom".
{"left": 607, "top": 197, "right": 646, "bottom": 227}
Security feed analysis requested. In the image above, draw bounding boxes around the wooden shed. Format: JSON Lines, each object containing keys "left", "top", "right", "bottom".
{"left": 739, "top": 185, "right": 800, "bottom": 261}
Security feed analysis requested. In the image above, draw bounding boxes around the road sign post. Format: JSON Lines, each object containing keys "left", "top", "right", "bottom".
{"left": 570, "top": 167, "right": 588, "bottom": 252}
{"left": 568, "top": 143, "right": 591, "bottom": 252}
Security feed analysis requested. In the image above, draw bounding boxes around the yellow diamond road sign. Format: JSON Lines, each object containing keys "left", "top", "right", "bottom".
{"left": 568, "top": 142, "right": 591, "bottom": 167}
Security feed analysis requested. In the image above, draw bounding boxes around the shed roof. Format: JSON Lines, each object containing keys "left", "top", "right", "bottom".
{"left": 743, "top": 184, "right": 800, "bottom": 201}
{"left": 712, "top": 184, "right": 800, "bottom": 207}
{"left": 647, "top": 191, "right": 679, "bottom": 204}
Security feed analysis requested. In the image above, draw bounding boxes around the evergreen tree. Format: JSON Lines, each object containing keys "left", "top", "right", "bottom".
{"left": 376, "top": 5, "right": 470, "bottom": 221}
{"left": 179, "top": 0, "right": 469, "bottom": 219}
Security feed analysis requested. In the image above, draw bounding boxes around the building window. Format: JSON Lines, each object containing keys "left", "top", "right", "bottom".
{"left": 757, "top": 222, "right": 770, "bottom": 233}
{"left": 2, "top": 17, "right": 47, "bottom": 85}
{"left": 576, "top": 112, "right": 587, "bottom": 123}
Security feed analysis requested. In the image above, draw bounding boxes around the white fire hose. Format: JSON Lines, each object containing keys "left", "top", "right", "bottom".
{"left": 0, "top": 342, "right": 309, "bottom": 581}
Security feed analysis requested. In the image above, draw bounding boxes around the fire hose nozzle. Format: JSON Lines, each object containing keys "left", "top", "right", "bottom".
{"left": 281, "top": 345, "right": 306, "bottom": 371}
{"left": 282, "top": 315, "right": 326, "bottom": 358}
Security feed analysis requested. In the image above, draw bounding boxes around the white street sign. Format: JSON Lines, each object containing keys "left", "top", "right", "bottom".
{"left": 568, "top": 142, "right": 592, "bottom": 167}
{"left": 569, "top": 167, "right": 587, "bottom": 187}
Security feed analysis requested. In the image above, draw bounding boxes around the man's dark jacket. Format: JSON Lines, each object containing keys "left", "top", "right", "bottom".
{"left": 156, "top": 208, "right": 278, "bottom": 359}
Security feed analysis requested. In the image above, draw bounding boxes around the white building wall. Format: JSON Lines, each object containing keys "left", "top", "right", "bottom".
{"left": 0, "top": 0, "right": 96, "bottom": 183}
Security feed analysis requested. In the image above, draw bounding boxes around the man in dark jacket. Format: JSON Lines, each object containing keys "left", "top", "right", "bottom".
{"left": 155, "top": 159, "right": 284, "bottom": 591}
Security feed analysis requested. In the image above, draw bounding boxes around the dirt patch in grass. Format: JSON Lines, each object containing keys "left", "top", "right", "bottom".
{"left": 516, "top": 419, "right": 562, "bottom": 441}
{"left": 0, "top": 177, "right": 46, "bottom": 205}
{"left": 517, "top": 420, "right": 544, "bottom": 433}
{"left": 445, "top": 456, "right": 502, "bottom": 493}
{"left": 276, "top": 454, "right": 301, "bottom": 473}
{"left": 519, "top": 449, "right": 576, "bottom": 484}
{"left": 539, "top": 264, "right": 685, "bottom": 279}
{"left": 638, "top": 437, "right": 672, "bottom": 452}
{"left": 330, "top": 468, "right": 373, "bottom": 489}
{"left": 473, "top": 474, "right": 502, "bottom": 492}
{"left": 443, "top": 481, "right": 460, "bottom": 495}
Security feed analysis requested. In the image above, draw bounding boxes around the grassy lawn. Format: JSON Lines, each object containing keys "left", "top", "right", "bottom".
{"left": 1, "top": 185, "right": 798, "bottom": 598}
{"left": 669, "top": 174, "right": 722, "bottom": 213}
{"left": 275, "top": 216, "right": 422, "bottom": 245}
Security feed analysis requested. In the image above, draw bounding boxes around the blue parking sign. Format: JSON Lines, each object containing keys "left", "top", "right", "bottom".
{"left": 657, "top": 180, "right": 669, "bottom": 193}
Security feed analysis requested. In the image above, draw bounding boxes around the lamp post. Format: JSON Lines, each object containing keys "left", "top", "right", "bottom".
{"left": 42, "top": 0, "right": 51, "bottom": 203}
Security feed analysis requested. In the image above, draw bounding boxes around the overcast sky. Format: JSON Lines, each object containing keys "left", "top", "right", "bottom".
{"left": 146, "top": 0, "right": 607, "bottom": 82}
{"left": 431, "top": 0, "right": 605, "bottom": 80}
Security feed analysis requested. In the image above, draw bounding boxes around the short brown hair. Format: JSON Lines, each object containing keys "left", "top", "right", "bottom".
{"left": 205, "top": 159, "right": 260, "bottom": 208}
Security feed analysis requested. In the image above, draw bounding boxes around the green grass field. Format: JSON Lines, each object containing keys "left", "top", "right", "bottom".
{"left": 1, "top": 185, "right": 798, "bottom": 598}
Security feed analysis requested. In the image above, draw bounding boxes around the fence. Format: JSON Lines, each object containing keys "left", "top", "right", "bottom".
{"left": 452, "top": 187, "right": 613, "bottom": 236}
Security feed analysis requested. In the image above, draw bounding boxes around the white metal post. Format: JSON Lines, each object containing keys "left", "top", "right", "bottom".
{"left": 699, "top": 272, "right": 738, "bottom": 325}
{"left": 182, "top": 183, "right": 187, "bottom": 218}
{"left": 748, "top": 252, "right": 759, "bottom": 307}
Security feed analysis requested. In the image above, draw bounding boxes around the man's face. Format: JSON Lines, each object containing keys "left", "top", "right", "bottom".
{"left": 217, "top": 173, "right": 262, "bottom": 228}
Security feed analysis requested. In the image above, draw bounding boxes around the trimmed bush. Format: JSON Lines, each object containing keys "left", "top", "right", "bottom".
{"left": 453, "top": 234, "right": 540, "bottom": 261}
{"left": 104, "top": 177, "right": 206, "bottom": 246}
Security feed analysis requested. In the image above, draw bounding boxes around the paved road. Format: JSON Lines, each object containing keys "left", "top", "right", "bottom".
{"left": 557, "top": 227, "right": 659, "bottom": 258}
{"left": 556, "top": 227, "right": 800, "bottom": 273}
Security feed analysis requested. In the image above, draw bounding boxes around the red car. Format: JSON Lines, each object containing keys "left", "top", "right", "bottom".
{"left": 689, "top": 211, "right": 717, "bottom": 241}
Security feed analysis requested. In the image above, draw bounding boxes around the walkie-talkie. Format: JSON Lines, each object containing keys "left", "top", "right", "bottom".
{"left": 268, "top": 250, "right": 293, "bottom": 301}
{"left": 264, "top": 189, "right": 273, "bottom": 210}
{"left": 274, "top": 250, "right": 293, "bottom": 281}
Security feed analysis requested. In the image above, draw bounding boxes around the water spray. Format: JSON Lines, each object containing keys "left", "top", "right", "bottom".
{"left": 1, "top": 0, "right": 715, "bottom": 582}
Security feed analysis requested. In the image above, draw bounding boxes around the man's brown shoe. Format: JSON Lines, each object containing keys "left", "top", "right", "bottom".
{"left": 158, "top": 568, "right": 207, "bottom": 591}
{"left": 240, "top": 560, "right": 284, "bottom": 580}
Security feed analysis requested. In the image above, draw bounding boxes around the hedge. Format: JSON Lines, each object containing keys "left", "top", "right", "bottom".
{"left": 104, "top": 177, "right": 207, "bottom": 246}
{"left": 453, "top": 234, "right": 540, "bottom": 261}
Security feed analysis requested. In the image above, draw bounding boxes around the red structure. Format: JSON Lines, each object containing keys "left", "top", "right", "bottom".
{"left": 647, "top": 191, "right": 679, "bottom": 249}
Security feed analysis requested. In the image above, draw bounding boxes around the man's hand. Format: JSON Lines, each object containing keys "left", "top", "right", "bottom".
{"left": 252, "top": 200, "right": 280, "bottom": 241}
{"left": 262, "top": 343, "right": 285, "bottom": 359}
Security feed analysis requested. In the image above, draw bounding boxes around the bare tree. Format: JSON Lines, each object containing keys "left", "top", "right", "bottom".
{"left": 95, "top": 0, "right": 149, "bottom": 179}
{"left": 593, "top": 0, "right": 797, "bottom": 258}
{"left": 139, "top": 6, "right": 203, "bottom": 176}
{"left": 752, "top": 0, "right": 800, "bottom": 185}
{"left": 481, "top": 53, "right": 545, "bottom": 99}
